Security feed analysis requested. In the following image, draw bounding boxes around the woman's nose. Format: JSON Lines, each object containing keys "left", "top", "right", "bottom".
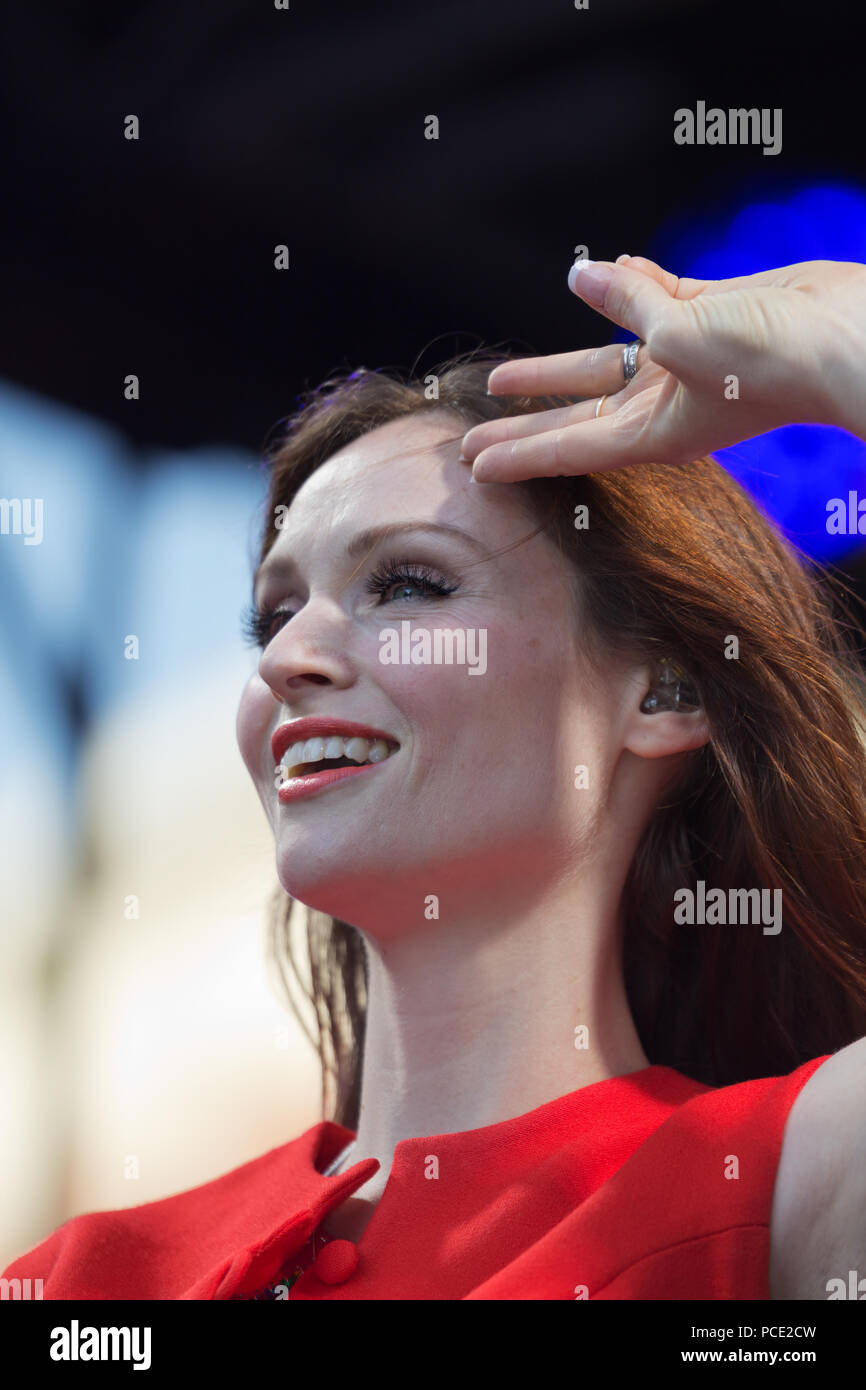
{"left": 257, "top": 599, "right": 356, "bottom": 699}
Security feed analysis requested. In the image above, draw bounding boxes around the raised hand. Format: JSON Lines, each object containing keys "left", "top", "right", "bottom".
{"left": 460, "top": 255, "right": 866, "bottom": 481}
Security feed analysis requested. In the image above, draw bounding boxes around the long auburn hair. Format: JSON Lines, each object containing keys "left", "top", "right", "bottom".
{"left": 251, "top": 350, "right": 866, "bottom": 1130}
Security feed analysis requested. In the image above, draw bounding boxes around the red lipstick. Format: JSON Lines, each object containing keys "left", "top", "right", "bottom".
{"left": 277, "top": 762, "right": 388, "bottom": 803}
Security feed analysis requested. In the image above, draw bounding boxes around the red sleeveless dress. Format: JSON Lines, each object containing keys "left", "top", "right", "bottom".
{"left": 2, "top": 1057, "right": 829, "bottom": 1299}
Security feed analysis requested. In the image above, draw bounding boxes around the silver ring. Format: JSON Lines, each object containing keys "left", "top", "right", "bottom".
{"left": 622, "top": 340, "right": 641, "bottom": 383}
{"left": 594, "top": 394, "right": 608, "bottom": 419}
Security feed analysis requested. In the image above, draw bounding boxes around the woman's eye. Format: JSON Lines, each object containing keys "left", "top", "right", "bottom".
{"left": 381, "top": 578, "right": 437, "bottom": 602}
{"left": 242, "top": 561, "right": 458, "bottom": 647}
{"left": 241, "top": 604, "right": 294, "bottom": 648}
{"left": 366, "top": 560, "right": 458, "bottom": 605}
{"left": 266, "top": 610, "right": 292, "bottom": 639}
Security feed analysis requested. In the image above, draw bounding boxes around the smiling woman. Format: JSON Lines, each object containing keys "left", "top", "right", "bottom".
{"left": 6, "top": 349, "right": 866, "bottom": 1301}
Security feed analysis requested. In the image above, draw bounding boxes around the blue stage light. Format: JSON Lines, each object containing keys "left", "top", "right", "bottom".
{"left": 633, "top": 183, "right": 866, "bottom": 562}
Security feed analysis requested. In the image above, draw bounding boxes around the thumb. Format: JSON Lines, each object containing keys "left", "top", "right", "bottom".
{"left": 567, "top": 258, "right": 682, "bottom": 342}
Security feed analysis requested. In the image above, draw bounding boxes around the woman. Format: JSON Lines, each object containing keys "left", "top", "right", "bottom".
{"left": 5, "top": 255, "right": 866, "bottom": 1301}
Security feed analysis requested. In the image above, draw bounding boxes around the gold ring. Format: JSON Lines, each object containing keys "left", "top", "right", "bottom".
{"left": 594, "top": 394, "right": 608, "bottom": 419}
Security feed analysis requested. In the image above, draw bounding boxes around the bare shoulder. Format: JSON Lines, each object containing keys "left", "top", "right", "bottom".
{"left": 769, "top": 1037, "right": 866, "bottom": 1299}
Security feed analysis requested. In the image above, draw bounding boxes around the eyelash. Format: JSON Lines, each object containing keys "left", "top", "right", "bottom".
{"left": 241, "top": 557, "right": 459, "bottom": 648}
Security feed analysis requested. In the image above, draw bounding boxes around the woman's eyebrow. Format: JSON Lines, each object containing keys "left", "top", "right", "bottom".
{"left": 255, "top": 520, "right": 490, "bottom": 588}
{"left": 345, "top": 521, "right": 489, "bottom": 560}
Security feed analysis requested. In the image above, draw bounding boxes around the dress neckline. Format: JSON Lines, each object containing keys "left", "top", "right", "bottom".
{"left": 314, "top": 1062, "right": 705, "bottom": 1175}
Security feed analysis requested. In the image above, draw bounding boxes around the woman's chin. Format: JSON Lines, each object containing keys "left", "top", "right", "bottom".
{"left": 274, "top": 852, "right": 433, "bottom": 937}
{"left": 274, "top": 858, "right": 379, "bottom": 925}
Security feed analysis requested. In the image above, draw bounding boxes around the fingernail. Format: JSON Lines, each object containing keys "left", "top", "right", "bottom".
{"left": 458, "top": 452, "right": 469, "bottom": 463}
{"left": 567, "top": 258, "right": 615, "bottom": 306}
{"left": 616, "top": 253, "right": 631, "bottom": 264}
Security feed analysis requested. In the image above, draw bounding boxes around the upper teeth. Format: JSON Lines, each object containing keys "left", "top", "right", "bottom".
{"left": 278, "top": 734, "right": 394, "bottom": 777}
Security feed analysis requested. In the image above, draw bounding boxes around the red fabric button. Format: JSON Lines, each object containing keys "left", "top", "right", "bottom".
{"left": 311, "top": 1239, "right": 359, "bottom": 1285}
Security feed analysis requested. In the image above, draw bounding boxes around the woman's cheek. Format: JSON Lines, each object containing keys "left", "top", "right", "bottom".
{"left": 235, "top": 672, "right": 273, "bottom": 785}
{"left": 388, "top": 649, "right": 495, "bottom": 773}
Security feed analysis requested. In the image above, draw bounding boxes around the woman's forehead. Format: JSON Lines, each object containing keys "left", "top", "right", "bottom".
{"left": 277, "top": 417, "right": 534, "bottom": 540}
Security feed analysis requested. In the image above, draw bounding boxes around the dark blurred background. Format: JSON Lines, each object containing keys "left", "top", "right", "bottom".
{"left": 3, "top": 0, "right": 864, "bottom": 568}
{"left": 0, "top": 0, "right": 859, "bottom": 443}
{"left": 2, "top": 0, "right": 864, "bottom": 1260}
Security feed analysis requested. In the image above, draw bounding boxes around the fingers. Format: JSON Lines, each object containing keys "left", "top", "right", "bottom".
{"left": 485, "top": 340, "right": 650, "bottom": 403}
{"left": 567, "top": 258, "right": 687, "bottom": 340}
{"left": 622, "top": 253, "right": 810, "bottom": 300}
{"left": 688, "top": 262, "right": 815, "bottom": 298}
{"left": 461, "top": 396, "right": 602, "bottom": 465}
{"left": 616, "top": 255, "right": 685, "bottom": 297}
{"left": 466, "top": 383, "right": 684, "bottom": 482}
{"left": 618, "top": 255, "right": 723, "bottom": 302}
{"left": 467, "top": 405, "right": 655, "bottom": 483}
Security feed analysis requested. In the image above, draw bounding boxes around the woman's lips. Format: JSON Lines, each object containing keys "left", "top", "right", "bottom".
{"left": 277, "top": 759, "right": 390, "bottom": 803}
{"left": 271, "top": 717, "right": 400, "bottom": 804}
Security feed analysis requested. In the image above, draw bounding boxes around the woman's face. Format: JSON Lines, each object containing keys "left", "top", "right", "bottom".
{"left": 236, "top": 411, "right": 646, "bottom": 939}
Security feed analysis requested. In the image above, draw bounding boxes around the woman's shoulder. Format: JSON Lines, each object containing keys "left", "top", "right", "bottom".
{"left": 671, "top": 1051, "right": 834, "bottom": 1126}
{"left": 769, "top": 1037, "right": 866, "bottom": 1299}
{"left": 1, "top": 1118, "right": 341, "bottom": 1300}
{"left": 466, "top": 1053, "right": 840, "bottom": 1300}
{"left": 643, "top": 1045, "right": 863, "bottom": 1301}
{"left": 633, "top": 1052, "right": 833, "bottom": 1151}
{"left": 605, "top": 1053, "right": 835, "bottom": 1208}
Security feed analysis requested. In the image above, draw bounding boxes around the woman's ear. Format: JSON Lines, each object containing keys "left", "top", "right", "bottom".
{"left": 622, "top": 659, "right": 711, "bottom": 759}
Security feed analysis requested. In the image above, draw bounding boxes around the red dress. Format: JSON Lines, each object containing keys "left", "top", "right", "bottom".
{"left": 1, "top": 1057, "right": 829, "bottom": 1300}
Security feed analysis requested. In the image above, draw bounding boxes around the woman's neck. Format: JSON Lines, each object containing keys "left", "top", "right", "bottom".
{"left": 346, "top": 875, "right": 648, "bottom": 1205}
